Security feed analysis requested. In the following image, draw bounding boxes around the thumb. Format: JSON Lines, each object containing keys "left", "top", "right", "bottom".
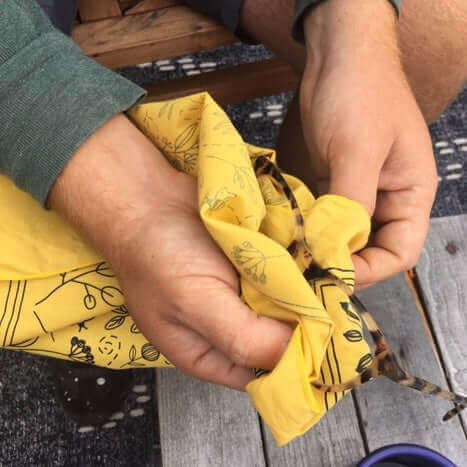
{"left": 176, "top": 283, "right": 294, "bottom": 370}
{"left": 327, "top": 153, "right": 382, "bottom": 215}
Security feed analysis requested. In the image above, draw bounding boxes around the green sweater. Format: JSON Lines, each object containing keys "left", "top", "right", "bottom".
{"left": 0, "top": 0, "right": 401, "bottom": 205}
{"left": 0, "top": 0, "right": 145, "bottom": 204}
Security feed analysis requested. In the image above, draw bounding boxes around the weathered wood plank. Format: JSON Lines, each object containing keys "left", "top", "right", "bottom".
{"left": 262, "top": 397, "right": 366, "bottom": 467}
{"left": 143, "top": 59, "right": 299, "bottom": 106}
{"left": 72, "top": 6, "right": 236, "bottom": 69}
{"left": 416, "top": 214, "right": 467, "bottom": 428}
{"left": 78, "top": 0, "right": 121, "bottom": 21}
{"left": 356, "top": 275, "right": 467, "bottom": 465}
{"left": 124, "top": 0, "right": 181, "bottom": 15}
{"left": 156, "top": 369, "right": 265, "bottom": 467}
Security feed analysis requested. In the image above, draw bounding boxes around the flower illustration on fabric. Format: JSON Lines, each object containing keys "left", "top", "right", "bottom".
{"left": 201, "top": 187, "right": 237, "bottom": 212}
{"left": 156, "top": 123, "right": 199, "bottom": 174}
{"left": 98, "top": 334, "right": 122, "bottom": 366}
{"left": 69, "top": 337, "right": 94, "bottom": 364}
{"left": 233, "top": 241, "right": 268, "bottom": 284}
{"left": 206, "top": 156, "right": 259, "bottom": 202}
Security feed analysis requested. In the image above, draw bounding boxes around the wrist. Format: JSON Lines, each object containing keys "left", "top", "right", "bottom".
{"left": 48, "top": 113, "right": 179, "bottom": 266}
{"left": 303, "top": 0, "right": 399, "bottom": 69}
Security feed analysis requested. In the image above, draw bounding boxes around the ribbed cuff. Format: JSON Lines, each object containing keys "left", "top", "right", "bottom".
{"left": 292, "top": 0, "right": 402, "bottom": 43}
{"left": 0, "top": 31, "right": 146, "bottom": 205}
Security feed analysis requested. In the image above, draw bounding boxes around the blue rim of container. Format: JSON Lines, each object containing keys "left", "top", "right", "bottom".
{"left": 357, "top": 443, "right": 457, "bottom": 467}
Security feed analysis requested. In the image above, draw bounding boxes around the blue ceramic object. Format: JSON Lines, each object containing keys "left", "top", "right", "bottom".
{"left": 357, "top": 444, "right": 457, "bottom": 467}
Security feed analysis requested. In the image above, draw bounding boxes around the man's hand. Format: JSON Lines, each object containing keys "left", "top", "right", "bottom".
{"left": 49, "top": 114, "right": 292, "bottom": 390}
{"left": 300, "top": 0, "right": 438, "bottom": 288}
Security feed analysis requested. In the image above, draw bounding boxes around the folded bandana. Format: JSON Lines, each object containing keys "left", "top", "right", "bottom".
{"left": 0, "top": 92, "right": 397, "bottom": 445}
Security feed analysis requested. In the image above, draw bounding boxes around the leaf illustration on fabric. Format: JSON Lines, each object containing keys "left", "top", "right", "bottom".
{"left": 130, "top": 323, "right": 141, "bottom": 334}
{"left": 105, "top": 316, "right": 126, "bottom": 330}
{"left": 9, "top": 336, "right": 39, "bottom": 348}
{"left": 158, "top": 100, "right": 176, "bottom": 119}
{"left": 206, "top": 155, "right": 259, "bottom": 202}
{"left": 100, "top": 286, "right": 124, "bottom": 307}
{"left": 35, "top": 265, "right": 124, "bottom": 312}
{"left": 120, "top": 342, "right": 156, "bottom": 368}
{"left": 95, "top": 262, "right": 115, "bottom": 278}
{"left": 201, "top": 187, "right": 237, "bottom": 212}
{"left": 129, "top": 345, "right": 137, "bottom": 362}
{"left": 233, "top": 241, "right": 268, "bottom": 283}
{"left": 174, "top": 123, "right": 198, "bottom": 151}
{"left": 343, "top": 330, "right": 363, "bottom": 342}
{"left": 356, "top": 353, "right": 373, "bottom": 373}
{"left": 340, "top": 302, "right": 361, "bottom": 325}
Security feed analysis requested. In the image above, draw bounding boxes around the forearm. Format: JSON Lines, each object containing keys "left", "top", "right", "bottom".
{"left": 48, "top": 114, "right": 179, "bottom": 269}
{"left": 0, "top": 0, "right": 145, "bottom": 204}
{"left": 303, "top": 0, "right": 400, "bottom": 69}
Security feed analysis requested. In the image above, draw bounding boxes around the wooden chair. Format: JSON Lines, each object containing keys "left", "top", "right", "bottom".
{"left": 72, "top": 0, "right": 300, "bottom": 105}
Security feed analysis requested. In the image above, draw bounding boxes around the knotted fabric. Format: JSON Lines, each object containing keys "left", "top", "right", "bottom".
{"left": 0, "top": 93, "right": 371, "bottom": 445}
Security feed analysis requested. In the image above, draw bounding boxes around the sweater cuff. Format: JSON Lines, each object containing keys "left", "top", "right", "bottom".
{"left": 0, "top": 31, "right": 146, "bottom": 206}
{"left": 292, "top": 0, "right": 401, "bottom": 43}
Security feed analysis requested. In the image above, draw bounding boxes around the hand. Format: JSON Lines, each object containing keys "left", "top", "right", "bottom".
{"left": 299, "top": 0, "right": 438, "bottom": 289}
{"left": 49, "top": 114, "right": 292, "bottom": 390}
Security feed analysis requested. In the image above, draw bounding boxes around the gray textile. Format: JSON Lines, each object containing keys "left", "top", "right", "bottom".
{"left": 1, "top": 43, "right": 466, "bottom": 466}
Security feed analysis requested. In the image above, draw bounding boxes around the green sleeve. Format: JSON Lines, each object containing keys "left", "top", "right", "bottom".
{"left": 293, "top": 0, "right": 402, "bottom": 43}
{"left": 0, "top": 0, "right": 146, "bottom": 205}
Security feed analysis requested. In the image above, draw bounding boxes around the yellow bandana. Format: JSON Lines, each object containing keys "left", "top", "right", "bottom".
{"left": 0, "top": 93, "right": 371, "bottom": 445}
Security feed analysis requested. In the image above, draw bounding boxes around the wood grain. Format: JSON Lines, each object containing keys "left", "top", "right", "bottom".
{"left": 156, "top": 369, "right": 265, "bottom": 467}
{"left": 78, "top": 0, "right": 121, "bottom": 21}
{"left": 416, "top": 215, "right": 467, "bottom": 428}
{"left": 357, "top": 275, "right": 467, "bottom": 464}
{"left": 124, "top": 0, "right": 181, "bottom": 15}
{"left": 143, "top": 59, "right": 299, "bottom": 106}
{"left": 262, "top": 397, "right": 366, "bottom": 467}
{"left": 73, "top": 6, "right": 236, "bottom": 69}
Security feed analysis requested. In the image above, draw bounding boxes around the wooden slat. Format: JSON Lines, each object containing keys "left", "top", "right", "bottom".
{"left": 357, "top": 275, "right": 467, "bottom": 465}
{"left": 262, "top": 398, "right": 366, "bottom": 467}
{"left": 156, "top": 369, "right": 265, "bottom": 467}
{"left": 143, "top": 59, "right": 299, "bottom": 106}
{"left": 72, "top": 6, "right": 236, "bottom": 69}
{"left": 125, "top": 0, "right": 181, "bottom": 15}
{"left": 78, "top": 0, "right": 121, "bottom": 21}
{"left": 416, "top": 215, "right": 467, "bottom": 428}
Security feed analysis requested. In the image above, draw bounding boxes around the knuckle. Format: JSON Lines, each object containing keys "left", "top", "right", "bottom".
{"left": 227, "top": 333, "right": 253, "bottom": 368}
{"left": 401, "top": 250, "right": 419, "bottom": 270}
